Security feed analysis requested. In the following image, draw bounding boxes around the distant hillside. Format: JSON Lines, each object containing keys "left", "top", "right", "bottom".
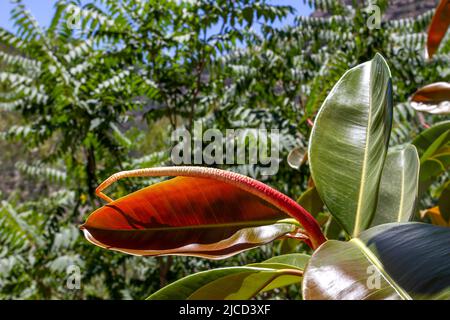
{"left": 312, "top": 0, "right": 438, "bottom": 19}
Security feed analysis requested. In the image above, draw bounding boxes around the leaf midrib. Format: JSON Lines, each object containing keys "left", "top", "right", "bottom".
{"left": 84, "top": 218, "right": 299, "bottom": 232}
{"left": 351, "top": 238, "right": 412, "bottom": 300}
{"left": 353, "top": 63, "right": 373, "bottom": 237}
{"left": 397, "top": 151, "right": 405, "bottom": 222}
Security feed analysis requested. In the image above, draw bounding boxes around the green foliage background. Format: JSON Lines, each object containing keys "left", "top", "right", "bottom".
{"left": 0, "top": 0, "right": 448, "bottom": 299}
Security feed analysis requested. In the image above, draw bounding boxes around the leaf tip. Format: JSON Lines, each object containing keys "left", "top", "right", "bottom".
{"left": 372, "top": 53, "right": 392, "bottom": 77}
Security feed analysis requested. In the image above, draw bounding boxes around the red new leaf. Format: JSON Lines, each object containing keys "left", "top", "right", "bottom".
{"left": 427, "top": 0, "right": 450, "bottom": 58}
{"left": 411, "top": 82, "right": 450, "bottom": 114}
{"left": 81, "top": 167, "right": 326, "bottom": 259}
{"left": 411, "top": 82, "right": 450, "bottom": 103}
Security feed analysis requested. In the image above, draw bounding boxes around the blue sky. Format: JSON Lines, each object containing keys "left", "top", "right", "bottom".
{"left": 0, "top": 0, "right": 313, "bottom": 32}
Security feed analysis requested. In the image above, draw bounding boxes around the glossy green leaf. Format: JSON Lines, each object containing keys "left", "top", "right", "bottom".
{"left": 147, "top": 267, "right": 279, "bottom": 300}
{"left": 421, "top": 130, "right": 450, "bottom": 162}
{"left": 148, "top": 257, "right": 307, "bottom": 300}
{"left": 278, "top": 238, "right": 299, "bottom": 254}
{"left": 246, "top": 254, "right": 310, "bottom": 293}
{"left": 148, "top": 254, "right": 309, "bottom": 300}
{"left": 309, "top": 53, "right": 393, "bottom": 237}
{"left": 412, "top": 120, "right": 450, "bottom": 155}
{"left": 417, "top": 130, "right": 450, "bottom": 195}
{"left": 303, "top": 223, "right": 450, "bottom": 300}
{"left": 324, "top": 216, "right": 344, "bottom": 240}
{"left": 297, "top": 186, "right": 324, "bottom": 217}
{"left": 261, "top": 253, "right": 310, "bottom": 268}
{"left": 187, "top": 267, "right": 302, "bottom": 300}
{"left": 419, "top": 156, "right": 450, "bottom": 196}
{"left": 371, "top": 145, "right": 419, "bottom": 226}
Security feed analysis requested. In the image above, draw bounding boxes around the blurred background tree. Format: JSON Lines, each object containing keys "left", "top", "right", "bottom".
{"left": 0, "top": 0, "right": 448, "bottom": 299}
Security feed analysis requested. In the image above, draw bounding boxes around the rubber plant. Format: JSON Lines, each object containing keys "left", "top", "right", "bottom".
{"left": 414, "top": 120, "right": 450, "bottom": 227}
{"left": 81, "top": 54, "right": 450, "bottom": 300}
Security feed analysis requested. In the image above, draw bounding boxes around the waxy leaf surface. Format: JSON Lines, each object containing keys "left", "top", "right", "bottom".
{"left": 82, "top": 176, "right": 297, "bottom": 259}
{"left": 303, "top": 223, "right": 450, "bottom": 300}
{"left": 309, "top": 53, "right": 393, "bottom": 237}
{"left": 412, "top": 120, "right": 450, "bottom": 154}
{"left": 297, "top": 186, "right": 324, "bottom": 217}
{"left": 371, "top": 145, "right": 419, "bottom": 226}
{"left": 148, "top": 254, "right": 308, "bottom": 300}
{"left": 416, "top": 128, "right": 450, "bottom": 195}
